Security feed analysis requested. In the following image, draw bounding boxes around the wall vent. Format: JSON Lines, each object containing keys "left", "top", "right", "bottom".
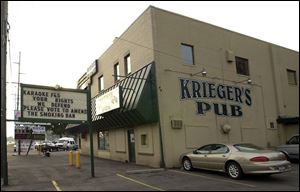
{"left": 171, "top": 120, "right": 183, "bottom": 129}
{"left": 226, "top": 50, "right": 234, "bottom": 63}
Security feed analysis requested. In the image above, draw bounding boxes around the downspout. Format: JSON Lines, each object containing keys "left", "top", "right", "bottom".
{"left": 268, "top": 44, "right": 283, "bottom": 144}
{"left": 150, "top": 7, "right": 165, "bottom": 168}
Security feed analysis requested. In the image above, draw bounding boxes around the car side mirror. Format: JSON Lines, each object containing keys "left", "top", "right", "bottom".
{"left": 193, "top": 150, "right": 198, "bottom": 154}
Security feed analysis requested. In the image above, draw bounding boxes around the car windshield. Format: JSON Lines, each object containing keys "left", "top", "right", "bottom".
{"left": 58, "top": 140, "right": 66, "bottom": 143}
{"left": 233, "top": 143, "right": 263, "bottom": 152}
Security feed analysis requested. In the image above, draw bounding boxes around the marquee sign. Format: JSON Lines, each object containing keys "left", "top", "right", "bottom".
{"left": 179, "top": 78, "right": 252, "bottom": 117}
{"left": 21, "top": 84, "right": 88, "bottom": 123}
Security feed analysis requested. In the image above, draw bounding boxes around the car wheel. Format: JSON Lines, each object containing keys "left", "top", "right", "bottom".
{"left": 182, "top": 157, "right": 193, "bottom": 171}
{"left": 226, "top": 162, "right": 243, "bottom": 179}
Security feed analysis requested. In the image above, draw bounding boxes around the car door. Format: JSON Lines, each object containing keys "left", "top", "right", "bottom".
{"left": 190, "top": 144, "right": 213, "bottom": 169}
{"left": 205, "top": 144, "right": 230, "bottom": 171}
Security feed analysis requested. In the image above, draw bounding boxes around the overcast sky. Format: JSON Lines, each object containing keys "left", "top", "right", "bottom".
{"left": 6, "top": 1, "right": 299, "bottom": 137}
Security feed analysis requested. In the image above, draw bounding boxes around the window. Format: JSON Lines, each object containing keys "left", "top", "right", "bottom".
{"left": 114, "top": 63, "right": 120, "bottom": 82}
{"left": 287, "top": 69, "right": 297, "bottom": 85}
{"left": 287, "top": 135, "right": 299, "bottom": 145}
{"left": 197, "top": 144, "right": 213, "bottom": 154}
{"left": 233, "top": 143, "right": 263, "bottom": 152}
{"left": 235, "top": 57, "right": 249, "bottom": 76}
{"left": 210, "top": 144, "right": 229, "bottom": 154}
{"left": 98, "top": 75, "right": 104, "bottom": 92}
{"left": 141, "top": 134, "right": 148, "bottom": 146}
{"left": 124, "top": 54, "right": 131, "bottom": 75}
{"left": 181, "top": 43, "right": 194, "bottom": 65}
{"left": 98, "top": 131, "right": 109, "bottom": 150}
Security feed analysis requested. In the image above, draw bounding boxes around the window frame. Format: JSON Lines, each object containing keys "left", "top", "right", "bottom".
{"left": 141, "top": 134, "right": 148, "bottom": 146}
{"left": 235, "top": 56, "right": 250, "bottom": 76}
{"left": 124, "top": 54, "right": 132, "bottom": 75}
{"left": 114, "top": 62, "right": 120, "bottom": 82}
{"left": 98, "top": 130, "right": 109, "bottom": 151}
{"left": 180, "top": 43, "right": 195, "bottom": 65}
{"left": 98, "top": 75, "right": 104, "bottom": 92}
{"left": 287, "top": 69, "right": 297, "bottom": 85}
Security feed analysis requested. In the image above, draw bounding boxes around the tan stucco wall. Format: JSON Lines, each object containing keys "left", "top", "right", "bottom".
{"left": 79, "top": 7, "right": 161, "bottom": 167}
{"left": 151, "top": 7, "right": 299, "bottom": 167}
{"left": 79, "top": 123, "right": 161, "bottom": 168}
{"left": 90, "top": 7, "right": 155, "bottom": 98}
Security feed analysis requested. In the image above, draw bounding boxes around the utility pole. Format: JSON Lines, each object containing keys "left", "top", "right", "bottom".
{"left": 15, "top": 52, "right": 21, "bottom": 155}
{"left": 1, "top": 1, "right": 9, "bottom": 186}
{"left": 16, "top": 52, "right": 21, "bottom": 112}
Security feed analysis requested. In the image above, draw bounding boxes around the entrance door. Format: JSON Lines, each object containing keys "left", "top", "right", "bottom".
{"left": 127, "top": 129, "right": 136, "bottom": 163}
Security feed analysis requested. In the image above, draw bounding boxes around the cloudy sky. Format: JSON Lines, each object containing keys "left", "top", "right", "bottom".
{"left": 6, "top": 1, "right": 299, "bottom": 137}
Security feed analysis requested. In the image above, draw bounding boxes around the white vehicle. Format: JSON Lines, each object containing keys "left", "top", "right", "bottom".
{"left": 55, "top": 137, "right": 77, "bottom": 151}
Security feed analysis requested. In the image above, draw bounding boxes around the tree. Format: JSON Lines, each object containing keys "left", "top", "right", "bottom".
{"left": 47, "top": 123, "right": 67, "bottom": 138}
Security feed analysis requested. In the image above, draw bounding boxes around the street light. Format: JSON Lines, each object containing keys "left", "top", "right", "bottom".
{"left": 190, "top": 68, "right": 207, "bottom": 77}
{"left": 235, "top": 78, "right": 252, "bottom": 84}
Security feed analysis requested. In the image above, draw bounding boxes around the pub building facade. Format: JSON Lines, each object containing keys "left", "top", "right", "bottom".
{"left": 68, "top": 6, "right": 299, "bottom": 168}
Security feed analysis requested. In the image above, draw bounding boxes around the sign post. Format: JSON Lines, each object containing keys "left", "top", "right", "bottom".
{"left": 87, "top": 85, "right": 95, "bottom": 177}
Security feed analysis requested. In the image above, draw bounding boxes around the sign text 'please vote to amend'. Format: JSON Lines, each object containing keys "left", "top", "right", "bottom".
{"left": 21, "top": 84, "right": 88, "bottom": 123}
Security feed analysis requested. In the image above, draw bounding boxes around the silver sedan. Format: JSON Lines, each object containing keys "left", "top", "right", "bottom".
{"left": 180, "top": 143, "right": 292, "bottom": 179}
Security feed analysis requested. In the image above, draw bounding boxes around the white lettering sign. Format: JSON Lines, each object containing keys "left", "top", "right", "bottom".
{"left": 21, "top": 85, "right": 88, "bottom": 122}
{"left": 96, "top": 86, "right": 121, "bottom": 115}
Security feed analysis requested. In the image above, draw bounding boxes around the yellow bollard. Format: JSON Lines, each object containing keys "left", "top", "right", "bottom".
{"left": 69, "top": 150, "right": 73, "bottom": 166}
{"left": 76, "top": 151, "right": 80, "bottom": 169}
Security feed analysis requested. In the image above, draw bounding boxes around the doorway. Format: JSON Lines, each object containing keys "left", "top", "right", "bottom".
{"left": 127, "top": 129, "right": 136, "bottom": 163}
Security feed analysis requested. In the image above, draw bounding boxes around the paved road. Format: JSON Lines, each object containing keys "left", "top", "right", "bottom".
{"left": 2, "top": 148, "right": 299, "bottom": 191}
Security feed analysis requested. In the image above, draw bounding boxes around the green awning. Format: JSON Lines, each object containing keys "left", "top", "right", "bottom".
{"left": 277, "top": 116, "right": 299, "bottom": 125}
{"left": 91, "top": 62, "right": 158, "bottom": 131}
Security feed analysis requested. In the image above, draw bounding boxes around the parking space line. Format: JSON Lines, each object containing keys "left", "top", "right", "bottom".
{"left": 52, "top": 180, "right": 62, "bottom": 191}
{"left": 116, "top": 173, "right": 165, "bottom": 191}
{"left": 170, "top": 170, "right": 255, "bottom": 188}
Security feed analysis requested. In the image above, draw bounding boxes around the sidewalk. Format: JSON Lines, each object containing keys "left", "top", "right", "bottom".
{"left": 2, "top": 150, "right": 160, "bottom": 191}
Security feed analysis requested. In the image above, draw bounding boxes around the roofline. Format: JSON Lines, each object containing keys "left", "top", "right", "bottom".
{"left": 150, "top": 5, "right": 298, "bottom": 53}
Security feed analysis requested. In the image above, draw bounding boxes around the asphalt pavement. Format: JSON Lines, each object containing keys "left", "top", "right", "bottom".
{"left": 1, "top": 146, "right": 299, "bottom": 191}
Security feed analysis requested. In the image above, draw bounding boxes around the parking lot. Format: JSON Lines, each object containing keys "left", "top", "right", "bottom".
{"left": 2, "top": 148, "right": 299, "bottom": 191}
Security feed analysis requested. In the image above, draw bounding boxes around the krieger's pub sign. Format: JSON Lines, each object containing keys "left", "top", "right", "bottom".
{"left": 20, "top": 84, "right": 88, "bottom": 123}
{"left": 179, "top": 78, "right": 252, "bottom": 117}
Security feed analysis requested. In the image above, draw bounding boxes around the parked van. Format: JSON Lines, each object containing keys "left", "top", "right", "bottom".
{"left": 55, "top": 137, "right": 77, "bottom": 151}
